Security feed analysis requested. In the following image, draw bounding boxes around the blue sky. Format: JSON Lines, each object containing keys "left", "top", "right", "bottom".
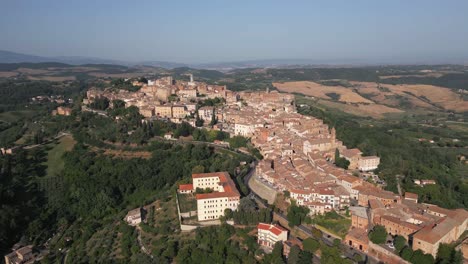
{"left": 1, "top": 0, "right": 467, "bottom": 63}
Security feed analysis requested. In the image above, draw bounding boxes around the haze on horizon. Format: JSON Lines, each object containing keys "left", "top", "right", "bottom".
{"left": 1, "top": 0, "right": 468, "bottom": 64}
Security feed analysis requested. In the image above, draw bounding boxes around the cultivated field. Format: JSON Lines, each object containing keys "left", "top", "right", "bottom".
{"left": 352, "top": 82, "right": 468, "bottom": 112}
{"left": 318, "top": 99, "right": 403, "bottom": 118}
{"left": 274, "top": 80, "right": 468, "bottom": 118}
{"left": 273, "top": 81, "right": 373, "bottom": 103}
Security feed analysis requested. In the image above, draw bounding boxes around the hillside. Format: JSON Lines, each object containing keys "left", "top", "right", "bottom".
{"left": 273, "top": 80, "right": 468, "bottom": 118}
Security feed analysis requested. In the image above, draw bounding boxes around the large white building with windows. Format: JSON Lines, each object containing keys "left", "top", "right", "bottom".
{"left": 180, "top": 172, "right": 241, "bottom": 221}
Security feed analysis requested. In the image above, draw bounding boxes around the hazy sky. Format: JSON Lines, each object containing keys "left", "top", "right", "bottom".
{"left": 1, "top": 0, "right": 468, "bottom": 63}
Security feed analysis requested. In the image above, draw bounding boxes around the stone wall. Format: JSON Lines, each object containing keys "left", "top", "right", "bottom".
{"left": 248, "top": 173, "right": 277, "bottom": 204}
{"left": 368, "top": 241, "right": 409, "bottom": 264}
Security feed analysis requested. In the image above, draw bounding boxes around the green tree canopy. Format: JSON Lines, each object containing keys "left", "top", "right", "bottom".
{"left": 303, "top": 238, "right": 320, "bottom": 253}
{"left": 368, "top": 225, "right": 387, "bottom": 244}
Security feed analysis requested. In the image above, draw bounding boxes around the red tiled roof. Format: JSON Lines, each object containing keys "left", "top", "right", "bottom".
{"left": 257, "top": 223, "right": 288, "bottom": 236}
{"left": 341, "top": 148, "right": 362, "bottom": 158}
{"left": 404, "top": 192, "right": 418, "bottom": 200}
{"left": 380, "top": 215, "right": 420, "bottom": 231}
{"left": 192, "top": 172, "right": 226, "bottom": 179}
{"left": 291, "top": 189, "right": 311, "bottom": 195}
{"left": 179, "top": 184, "right": 193, "bottom": 191}
{"left": 194, "top": 172, "right": 240, "bottom": 200}
{"left": 340, "top": 175, "right": 361, "bottom": 184}
{"left": 318, "top": 188, "right": 334, "bottom": 195}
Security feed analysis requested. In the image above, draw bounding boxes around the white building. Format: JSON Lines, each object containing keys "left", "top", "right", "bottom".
{"left": 234, "top": 123, "right": 256, "bottom": 137}
{"left": 181, "top": 172, "right": 241, "bottom": 221}
{"left": 198, "top": 106, "right": 214, "bottom": 121}
{"left": 257, "top": 223, "right": 288, "bottom": 248}
{"left": 358, "top": 156, "right": 380, "bottom": 171}
{"left": 124, "top": 208, "right": 143, "bottom": 226}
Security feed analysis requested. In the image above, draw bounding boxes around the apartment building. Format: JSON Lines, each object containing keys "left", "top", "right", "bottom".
{"left": 234, "top": 123, "right": 256, "bottom": 137}
{"left": 177, "top": 89, "right": 197, "bottom": 98}
{"left": 172, "top": 105, "right": 187, "bottom": 118}
{"left": 139, "top": 106, "right": 155, "bottom": 117}
{"left": 358, "top": 156, "right": 380, "bottom": 171}
{"left": 198, "top": 106, "right": 214, "bottom": 121}
{"left": 257, "top": 223, "right": 288, "bottom": 248}
{"left": 155, "top": 105, "right": 172, "bottom": 118}
{"left": 181, "top": 172, "right": 240, "bottom": 221}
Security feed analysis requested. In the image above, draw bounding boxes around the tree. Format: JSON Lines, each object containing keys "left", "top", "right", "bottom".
{"left": 287, "top": 201, "right": 310, "bottom": 227}
{"left": 112, "top": 99, "right": 125, "bottom": 109}
{"left": 228, "top": 136, "right": 248, "bottom": 148}
{"left": 209, "top": 108, "right": 217, "bottom": 126}
{"left": 368, "top": 225, "right": 387, "bottom": 244}
{"left": 90, "top": 97, "right": 109, "bottom": 110}
{"left": 411, "top": 249, "right": 434, "bottom": 264}
{"left": 192, "top": 165, "right": 205, "bottom": 174}
{"left": 334, "top": 148, "right": 350, "bottom": 169}
{"left": 297, "top": 251, "right": 313, "bottom": 264}
{"left": 333, "top": 239, "right": 341, "bottom": 248}
{"left": 287, "top": 245, "right": 301, "bottom": 264}
{"left": 238, "top": 197, "right": 257, "bottom": 212}
{"left": 303, "top": 238, "right": 320, "bottom": 253}
{"left": 173, "top": 122, "right": 193, "bottom": 138}
{"left": 436, "top": 243, "right": 463, "bottom": 264}
{"left": 335, "top": 148, "right": 340, "bottom": 162}
{"left": 394, "top": 235, "right": 406, "bottom": 252}
{"left": 400, "top": 246, "right": 413, "bottom": 261}
{"left": 195, "top": 115, "right": 204, "bottom": 127}
{"left": 138, "top": 77, "right": 148, "bottom": 84}
{"left": 269, "top": 241, "right": 285, "bottom": 264}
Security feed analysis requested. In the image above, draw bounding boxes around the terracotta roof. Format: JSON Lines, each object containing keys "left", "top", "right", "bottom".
{"left": 194, "top": 172, "right": 240, "bottom": 200}
{"left": 291, "top": 189, "right": 311, "bottom": 195}
{"left": 341, "top": 148, "right": 362, "bottom": 158}
{"left": 413, "top": 218, "right": 458, "bottom": 244}
{"left": 257, "top": 223, "right": 288, "bottom": 236}
{"left": 340, "top": 175, "right": 361, "bottom": 184}
{"left": 369, "top": 199, "right": 384, "bottom": 209}
{"left": 381, "top": 215, "right": 421, "bottom": 231}
{"left": 360, "top": 156, "right": 379, "bottom": 160}
{"left": 404, "top": 192, "right": 418, "bottom": 200}
{"left": 346, "top": 228, "right": 369, "bottom": 243}
{"left": 192, "top": 172, "right": 226, "bottom": 179}
{"left": 318, "top": 188, "right": 334, "bottom": 195}
{"left": 179, "top": 184, "right": 193, "bottom": 191}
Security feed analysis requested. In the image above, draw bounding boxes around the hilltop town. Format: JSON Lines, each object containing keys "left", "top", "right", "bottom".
{"left": 81, "top": 75, "right": 468, "bottom": 263}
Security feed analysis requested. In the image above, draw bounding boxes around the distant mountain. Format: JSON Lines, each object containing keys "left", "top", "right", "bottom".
{"left": 0, "top": 50, "right": 127, "bottom": 66}
{"left": 138, "top": 61, "right": 188, "bottom": 69}
{"left": 0, "top": 50, "right": 189, "bottom": 69}
{"left": 2, "top": 49, "right": 468, "bottom": 70}
{"left": 0, "top": 50, "right": 50, "bottom": 63}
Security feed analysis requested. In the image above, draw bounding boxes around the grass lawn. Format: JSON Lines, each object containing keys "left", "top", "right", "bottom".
{"left": 177, "top": 193, "right": 197, "bottom": 213}
{"left": 313, "top": 211, "right": 351, "bottom": 239}
{"left": 44, "top": 135, "right": 76, "bottom": 177}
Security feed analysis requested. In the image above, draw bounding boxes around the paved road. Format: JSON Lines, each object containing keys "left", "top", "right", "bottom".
{"left": 22, "top": 131, "right": 71, "bottom": 150}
